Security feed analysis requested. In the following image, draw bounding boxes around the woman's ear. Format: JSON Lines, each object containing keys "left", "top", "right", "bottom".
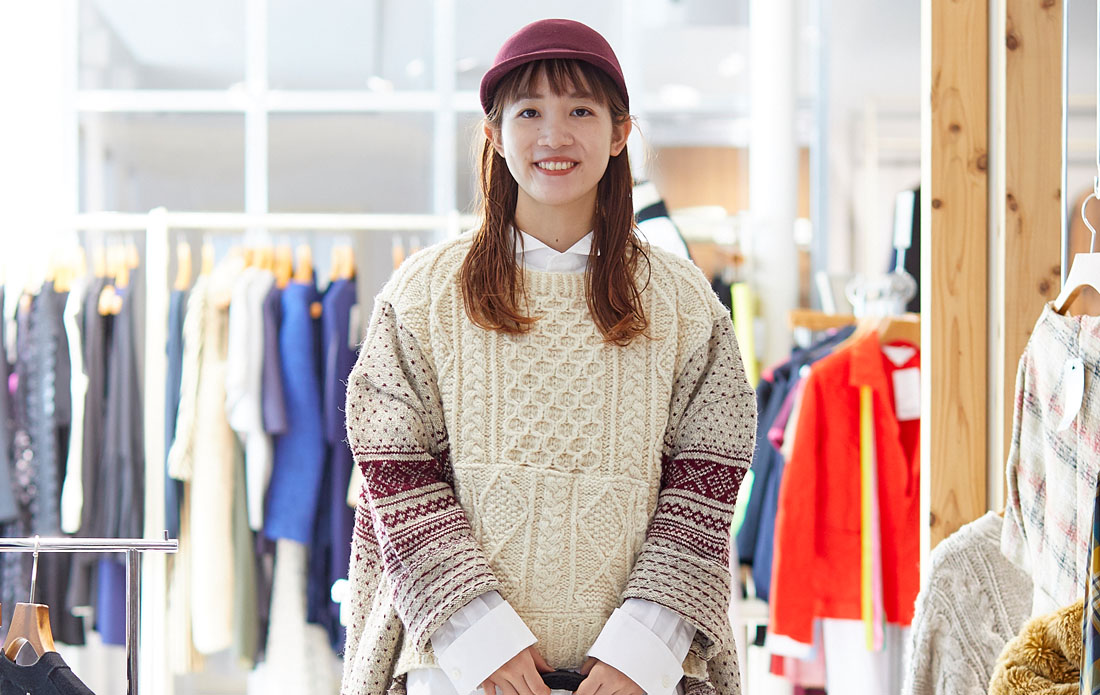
{"left": 610, "top": 118, "right": 632, "bottom": 157}
{"left": 483, "top": 122, "right": 505, "bottom": 157}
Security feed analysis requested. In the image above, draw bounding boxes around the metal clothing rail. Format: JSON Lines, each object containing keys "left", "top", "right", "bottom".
{"left": 0, "top": 536, "right": 178, "bottom": 695}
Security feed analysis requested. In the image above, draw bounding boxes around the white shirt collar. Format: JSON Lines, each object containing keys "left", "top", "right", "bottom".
{"left": 515, "top": 229, "right": 593, "bottom": 257}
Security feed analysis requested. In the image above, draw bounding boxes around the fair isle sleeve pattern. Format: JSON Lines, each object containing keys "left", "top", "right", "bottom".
{"left": 622, "top": 310, "right": 756, "bottom": 662}
{"left": 344, "top": 299, "right": 502, "bottom": 653}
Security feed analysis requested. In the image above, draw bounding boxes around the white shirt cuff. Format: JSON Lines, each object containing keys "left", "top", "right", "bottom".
{"left": 433, "top": 595, "right": 537, "bottom": 695}
{"left": 764, "top": 631, "right": 815, "bottom": 660}
{"left": 588, "top": 607, "right": 685, "bottom": 695}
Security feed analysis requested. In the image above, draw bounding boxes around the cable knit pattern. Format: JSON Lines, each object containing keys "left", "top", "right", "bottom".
{"left": 901, "top": 512, "right": 1032, "bottom": 695}
{"left": 342, "top": 235, "right": 755, "bottom": 695}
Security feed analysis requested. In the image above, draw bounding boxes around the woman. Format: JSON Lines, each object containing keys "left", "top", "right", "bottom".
{"left": 341, "top": 18, "right": 756, "bottom": 695}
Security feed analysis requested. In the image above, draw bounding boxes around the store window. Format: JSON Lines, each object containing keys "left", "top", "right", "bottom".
{"left": 79, "top": 0, "right": 246, "bottom": 90}
{"left": 268, "top": 113, "right": 433, "bottom": 213}
{"left": 268, "top": 0, "right": 434, "bottom": 91}
{"left": 78, "top": 113, "right": 245, "bottom": 212}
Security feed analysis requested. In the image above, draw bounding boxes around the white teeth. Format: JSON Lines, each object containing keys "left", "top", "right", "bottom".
{"left": 537, "top": 161, "right": 576, "bottom": 171}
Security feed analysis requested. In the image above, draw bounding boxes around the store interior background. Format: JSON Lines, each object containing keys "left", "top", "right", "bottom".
{"left": 2, "top": 0, "right": 1100, "bottom": 693}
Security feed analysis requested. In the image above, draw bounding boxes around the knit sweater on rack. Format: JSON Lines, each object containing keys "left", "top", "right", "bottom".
{"left": 340, "top": 234, "right": 757, "bottom": 695}
{"left": 901, "top": 512, "right": 1032, "bottom": 695}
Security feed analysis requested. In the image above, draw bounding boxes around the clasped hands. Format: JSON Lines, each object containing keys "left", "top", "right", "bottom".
{"left": 480, "top": 646, "right": 644, "bottom": 695}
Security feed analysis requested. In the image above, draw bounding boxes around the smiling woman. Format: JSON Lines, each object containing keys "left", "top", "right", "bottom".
{"left": 341, "top": 16, "right": 757, "bottom": 695}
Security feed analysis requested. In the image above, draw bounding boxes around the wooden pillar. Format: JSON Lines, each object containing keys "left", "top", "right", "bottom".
{"left": 922, "top": 0, "right": 989, "bottom": 550}
{"left": 997, "top": 0, "right": 1063, "bottom": 500}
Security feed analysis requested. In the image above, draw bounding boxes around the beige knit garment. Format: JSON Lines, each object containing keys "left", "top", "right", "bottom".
{"left": 377, "top": 237, "right": 728, "bottom": 673}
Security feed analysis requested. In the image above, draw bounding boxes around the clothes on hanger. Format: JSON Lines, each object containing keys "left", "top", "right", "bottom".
{"left": 766, "top": 330, "right": 920, "bottom": 689}
{"left": 1001, "top": 305, "right": 1100, "bottom": 615}
{"left": 736, "top": 326, "right": 855, "bottom": 602}
{"left": 988, "top": 598, "right": 1083, "bottom": 695}
{"left": 263, "top": 277, "right": 325, "bottom": 545}
{"left": 901, "top": 512, "right": 1032, "bottom": 695}
{"left": 0, "top": 651, "right": 95, "bottom": 695}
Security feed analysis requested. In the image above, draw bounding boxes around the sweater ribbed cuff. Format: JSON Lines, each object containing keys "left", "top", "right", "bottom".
{"left": 622, "top": 541, "right": 733, "bottom": 659}
{"left": 393, "top": 542, "right": 503, "bottom": 651}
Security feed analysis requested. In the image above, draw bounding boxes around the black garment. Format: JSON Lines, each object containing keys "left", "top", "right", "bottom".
{"left": 0, "top": 287, "right": 17, "bottom": 524}
{"left": 68, "top": 277, "right": 109, "bottom": 611}
{"left": 0, "top": 651, "right": 95, "bottom": 695}
{"left": 735, "top": 326, "right": 856, "bottom": 601}
{"left": 260, "top": 285, "right": 288, "bottom": 435}
{"left": 100, "top": 286, "right": 143, "bottom": 540}
{"left": 164, "top": 289, "right": 186, "bottom": 540}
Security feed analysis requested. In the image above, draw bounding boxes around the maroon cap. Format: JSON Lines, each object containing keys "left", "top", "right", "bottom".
{"left": 480, "top": 18, "right": 629, "bottom": 114}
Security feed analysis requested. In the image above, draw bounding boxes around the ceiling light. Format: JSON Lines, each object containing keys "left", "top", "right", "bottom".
{"left": 658, "top": 84, "right": 701, "bottom": 108}
{"left": 406, "top": 59, "right": 426, "bottom": 78}
{"left": 367, "top": 76, "right": 394, "bottom": 92}
{"left": 456, "top": 57, "right": 479, "bottom": 73}
{"left": 718, "top": 54, "right": 746, "bottom": 78}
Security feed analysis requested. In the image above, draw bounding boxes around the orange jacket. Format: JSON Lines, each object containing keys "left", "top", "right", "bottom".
{"left": 769, "top": 331, "right": 920, "bottom": 645}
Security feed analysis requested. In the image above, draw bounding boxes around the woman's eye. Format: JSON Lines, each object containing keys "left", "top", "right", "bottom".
{"left": 573, "top": 108, "right": 592, "bottom": 117}
{"left": 518, "top": 108, "right": 538, "bottom": 118}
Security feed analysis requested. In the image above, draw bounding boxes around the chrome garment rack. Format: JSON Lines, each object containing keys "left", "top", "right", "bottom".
{"left": 0, "top": 535, "right": 178, "bottom": 695}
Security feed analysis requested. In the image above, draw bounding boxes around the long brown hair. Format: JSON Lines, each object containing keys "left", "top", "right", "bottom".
{"left": 459, "top": 59, "right": 649, "bottom": 346}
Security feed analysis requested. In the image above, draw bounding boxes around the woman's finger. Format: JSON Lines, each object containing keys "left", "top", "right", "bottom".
{"left": 575, "top": 672, "right": 602, "bottom": 695}
{"left": 578, "top": 658, "right": 598, "bottom": 676}
{"left": 498, "top": 676, "right": 523, "bottom": 695}
{"left": 530, "top": 647, "right": 553, "bottom": 674}
{"left": 521, "top": 667, "right": 551, "bottom": 695}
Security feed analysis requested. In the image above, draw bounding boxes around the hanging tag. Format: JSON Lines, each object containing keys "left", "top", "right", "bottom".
{"left": 892, "top": 367, "right": 921, "bottom": 422}
{"left": 348, "top": 303, "right": 362, "bottom": 350}
{"left": 1057, "top": 357, "right": 1085, "bottom": 431}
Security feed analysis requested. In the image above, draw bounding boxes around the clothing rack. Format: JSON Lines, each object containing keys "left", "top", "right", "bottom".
{"left": 0, "top": 536, "right": 178, "bottom": 695}
{"left": 66, "top": 207, "right": 475, "bottom": 695}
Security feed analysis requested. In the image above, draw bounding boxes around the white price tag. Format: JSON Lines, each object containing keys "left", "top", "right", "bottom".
{"left": 1057, "top": 357, "right": 1085, "bottom": 431}
{"left": 892, "top": 367, "right": 921, "bottom": 422}
{"left": 348, "top": 303, "right": 362, "bottom": 350}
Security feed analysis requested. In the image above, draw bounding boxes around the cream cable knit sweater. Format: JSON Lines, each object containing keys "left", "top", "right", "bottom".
{"left": 341, "top": 235, "right": 756, "bottom": 695}
{"left": 901, "top": 512, "right": 1032, "bottom": 695}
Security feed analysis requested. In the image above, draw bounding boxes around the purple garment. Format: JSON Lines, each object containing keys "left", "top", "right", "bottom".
{"left": 261, "top": 285, "right": 288, "bottom": 436}
{"left": 767, "top": 378, "right": 802, "bottom": 451}
{"left": 308, "top": 278, "right": 357, "bottom": 651}
{"left": 95, "top": 557, "right": 126, "bottom": 646}
{"left": 263, "top": 281, "right": 325, "bottom": 544}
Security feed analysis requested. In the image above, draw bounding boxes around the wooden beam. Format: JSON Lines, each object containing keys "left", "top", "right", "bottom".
{"left": 998, "top": 0, "right": 1063, "bottom": 497}
{"left": 923, "top": 0, "right": 989, "bottom": 548}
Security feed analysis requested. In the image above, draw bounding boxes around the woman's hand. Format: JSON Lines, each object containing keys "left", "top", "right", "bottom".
{"left": 480, "top": 646, "right": 553, "bottom": 695}
{"left": 575, "top": 658, "right": 644, "bottom": 695}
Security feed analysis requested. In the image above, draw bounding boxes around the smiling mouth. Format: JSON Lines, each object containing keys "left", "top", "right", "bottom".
{"left": 536, "top": 161, "right": 577, "bottom": 171}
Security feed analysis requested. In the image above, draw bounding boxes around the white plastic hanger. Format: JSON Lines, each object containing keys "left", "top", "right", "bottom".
{"left": 1053, "top": 189, "right": 1100, "bottom": 315}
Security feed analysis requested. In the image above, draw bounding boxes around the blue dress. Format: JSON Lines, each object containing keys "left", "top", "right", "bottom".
{"left": 263, "top": 280, "right": 325, "bottom": 544}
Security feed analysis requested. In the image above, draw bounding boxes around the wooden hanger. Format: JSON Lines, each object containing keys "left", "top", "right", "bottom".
{"left": 294, "top": 244, "right": 314, "bottom": 285}
{"left": 875, "top": 313, "right": 921, "bottom": 347}
{"left": 1054, "top": 193, "right": 1100, "bottom": 314}
{"left": 3, "top": 603, "right": 55, "bottom": 660}
{"left": 788, "top": 309, "right": 857, "bottom": 333}
{"left": 330, "top": 246, "right": 344, "bottom": 283}
{"left": 3, "top": 539, "right": 56, "bottom": 660}
{"left": 200, "top": 241, "right": 215, "bottom": 277}
{"left": 175, "top": 242, "right": 192, "bottom": 292}
{"left": 274, "top": 245, "right": 293, "bottom": 288}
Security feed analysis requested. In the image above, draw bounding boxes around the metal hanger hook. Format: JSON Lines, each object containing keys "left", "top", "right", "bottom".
{"left": 29, "top": 535, "right": 40, "bottom": 604}
{"left": 1081, "top": 190, "right": 1098, "bottom": 254}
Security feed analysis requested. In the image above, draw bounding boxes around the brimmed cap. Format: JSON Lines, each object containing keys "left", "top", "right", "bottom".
{"left": 479, "top": 18, "right": 628, "bottom": 114}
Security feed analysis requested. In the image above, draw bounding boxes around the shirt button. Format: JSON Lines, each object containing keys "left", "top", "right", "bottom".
{"left": 451, "top": 669, "right": 461, "bottom": 680}
{"left": 662, "top": 675, "right": 673, "bottom": 689}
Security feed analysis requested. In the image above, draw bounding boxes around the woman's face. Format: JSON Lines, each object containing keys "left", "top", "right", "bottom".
{"left": 485, "top": 72, "right": 630, "bottom": 220}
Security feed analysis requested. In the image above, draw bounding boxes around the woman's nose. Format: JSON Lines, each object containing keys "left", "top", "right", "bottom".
{"left": 537, "top": 119, "right": 574, "bottom": 148}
